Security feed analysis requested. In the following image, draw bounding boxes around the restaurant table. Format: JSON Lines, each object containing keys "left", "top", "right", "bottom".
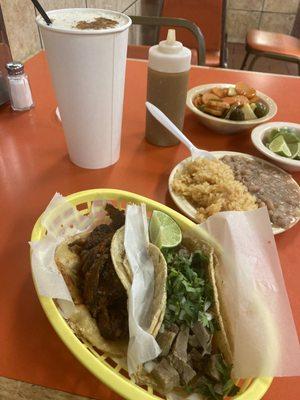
{"left": 0, "top": 52, "right": 299, "bottom": 400}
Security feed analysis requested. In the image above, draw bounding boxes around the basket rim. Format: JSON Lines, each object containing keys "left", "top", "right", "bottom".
{"left": 30, "top": 188, "right": 273, "bottom": 400}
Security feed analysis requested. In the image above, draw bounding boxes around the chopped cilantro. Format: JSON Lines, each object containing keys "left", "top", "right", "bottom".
{"left": 162, "top": 247, "right": 215, "bottom": 332}
{"left": 215, "top": 355, "right": 240, "bottom": 397}
{"left": 162, "top": 246, "right": 239, "bottom": 399}
{"left": 195, "top": 355, "right": 240, "bottom": 399}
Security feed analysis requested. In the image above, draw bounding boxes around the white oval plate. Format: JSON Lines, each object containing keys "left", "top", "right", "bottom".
{"left": 169, "top": 151, "right": 300, "bottom": 235}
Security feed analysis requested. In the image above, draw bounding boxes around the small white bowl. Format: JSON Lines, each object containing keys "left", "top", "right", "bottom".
{"left": 186, "top": 83, "right": 277, "bottom": 135}
{"left": 251, "top": 122, "right": 300, "bottom": 172}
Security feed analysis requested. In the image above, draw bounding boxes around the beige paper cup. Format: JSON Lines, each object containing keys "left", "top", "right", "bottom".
{"left": 37, "top": 9, "right": 131, "bottom": 169}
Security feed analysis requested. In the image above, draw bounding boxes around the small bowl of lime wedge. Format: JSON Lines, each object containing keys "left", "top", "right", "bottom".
{"left": 251, "top": 122, "right": 300, "bottom": 172}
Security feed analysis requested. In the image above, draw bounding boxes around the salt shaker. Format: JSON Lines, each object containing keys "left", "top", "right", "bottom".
{"left": 6, "top": 62, "right": 34, "bottom": 111}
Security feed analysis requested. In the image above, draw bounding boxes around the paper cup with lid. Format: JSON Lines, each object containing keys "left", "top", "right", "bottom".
{"left": 37, "top": 8, "right": 131, "bottom": 169}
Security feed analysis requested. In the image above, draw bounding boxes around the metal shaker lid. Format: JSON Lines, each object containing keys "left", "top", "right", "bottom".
{"left": 6, "top": 62, "right": 24, "bottom": 76}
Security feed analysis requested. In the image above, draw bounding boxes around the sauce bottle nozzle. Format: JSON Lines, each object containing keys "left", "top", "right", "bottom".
{"left": 166, "top": 29, "right": 176, "bottom": 44}
{"left": 159, "top": 28, "right": 182, "bottom": 53}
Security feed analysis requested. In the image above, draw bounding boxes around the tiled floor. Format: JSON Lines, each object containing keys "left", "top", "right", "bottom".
{"left": 0, "top": 377, "right": 95, "bottom": 400}
{"left": 227, "top": 42, "right": 299, "bottom": 76}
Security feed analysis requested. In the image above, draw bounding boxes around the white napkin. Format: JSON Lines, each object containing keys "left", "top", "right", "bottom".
{"left": 29, "top": 193, "right": 107, "bottom": 315}
{"left": 200, "top": 207, "right": 300, "bottom": 378}
{"left": 124, "top": 204, "right": 161, "bottom": 374}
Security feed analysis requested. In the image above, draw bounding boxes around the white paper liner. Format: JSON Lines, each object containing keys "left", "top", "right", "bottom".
{"left": 200, "top": 207, "right": 300, "bottom": 378}
{"left": 29, "top": 193, "right": 107, "bottom": 315}
{"left": 124, "top": 204, "right": 161, "bottom": 374}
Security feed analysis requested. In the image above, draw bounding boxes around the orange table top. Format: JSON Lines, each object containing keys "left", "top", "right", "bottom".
{"left": 0, "top": 52, "right": 299, "bottom": 400}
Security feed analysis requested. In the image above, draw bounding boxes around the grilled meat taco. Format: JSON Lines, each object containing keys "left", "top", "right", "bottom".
{"left": 54, "top": 203, "right": 167, "bottom": 357}
{"left": 112, "top": 223, "right": 238, "bottom": 399}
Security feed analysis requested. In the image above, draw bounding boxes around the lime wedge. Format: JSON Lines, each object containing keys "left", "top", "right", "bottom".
{"left": 288, "top": 142, "right": 300, "bottom": 160}
{"left": 266, "top": 129, "right": 281, "bottom": 143}
{"left": 282, "top": 130, "right": 300, "bottom": 144}
{"left": 269, "top": 135, "right": 292, "bottom": 158}
{"left": 266, "top": 128, "right": 300, "bottom": 145}
{"left": 149, "top": 211, "right": 182, "bottom": 249}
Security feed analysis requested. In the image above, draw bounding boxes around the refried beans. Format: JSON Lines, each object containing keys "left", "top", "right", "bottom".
{"left": 221, "top": 155, "right": 300, "bottom": 229}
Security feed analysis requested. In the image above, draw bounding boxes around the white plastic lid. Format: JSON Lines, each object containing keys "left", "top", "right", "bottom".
{"left": 148, "top": 29, "right": 191, "bottom": 73}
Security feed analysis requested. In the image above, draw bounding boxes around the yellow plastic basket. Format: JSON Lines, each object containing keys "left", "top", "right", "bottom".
{"left": 30, "top": 189, "right": 272, "bottom": 400}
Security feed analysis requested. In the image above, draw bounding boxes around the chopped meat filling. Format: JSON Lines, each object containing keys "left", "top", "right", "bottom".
{"left": 69, "top": 204, "right": 128, "bottom": 341}
{"left": 172, "top": 325, "right": 189, "bottom": 362}
{"left": 151, "top": 358, "right": 180, "bottom": 393}
{"left": 156, "top": 330, "right": 177, "bottom": 357}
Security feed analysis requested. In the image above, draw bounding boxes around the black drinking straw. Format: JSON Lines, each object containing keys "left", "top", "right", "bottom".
{"left": 31, "top": 0, "right": 52, "bottom": 25}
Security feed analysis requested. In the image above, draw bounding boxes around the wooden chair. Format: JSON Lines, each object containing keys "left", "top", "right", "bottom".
{"left": 128, "top": 15, "right": 205, "bottom": 65}
{"left": 241, "top": 5, "right": 300, "bottom": 75}
{"left": 127, "top": 0, "right": 227, "bottom": 67}
{"left": 159, "top": 0, "right": 227, "bottom": 67}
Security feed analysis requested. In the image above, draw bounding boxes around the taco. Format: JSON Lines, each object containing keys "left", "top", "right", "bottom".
{"left": 54, "top": 203, "right": 167, "bottom": 358}
{"left": 112, "top": 223, "right": 238, "bottom": 399}
{"left": 111, "top": 226, "right": 167, "bottom": 339}
{"left": 55, "top": 202, "right": 238, "bottom": 399}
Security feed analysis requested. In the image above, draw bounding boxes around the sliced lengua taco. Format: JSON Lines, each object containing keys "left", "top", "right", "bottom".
{"left": 112, "top": 210, "right": 239, "bottom": 399}
{"left": 54, "top": 203, "right": 167, "bottom": 358}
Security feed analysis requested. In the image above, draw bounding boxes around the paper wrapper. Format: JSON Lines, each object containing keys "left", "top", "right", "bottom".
{"left": 30, "top": 194, "right": 300, "bottom": 381}
{"left": 200, "top": 207, "right": 300, "bottom": 378}
{"left": 124, "top": 204, "right": 161, "bottom": 374}
{"left": 30, "top": 193, "right": 108, "bottom": 316}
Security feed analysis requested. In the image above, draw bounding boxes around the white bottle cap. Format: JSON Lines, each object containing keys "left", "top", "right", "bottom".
{"left": 148, "top": 29, "right": 191, "bottom": 73}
